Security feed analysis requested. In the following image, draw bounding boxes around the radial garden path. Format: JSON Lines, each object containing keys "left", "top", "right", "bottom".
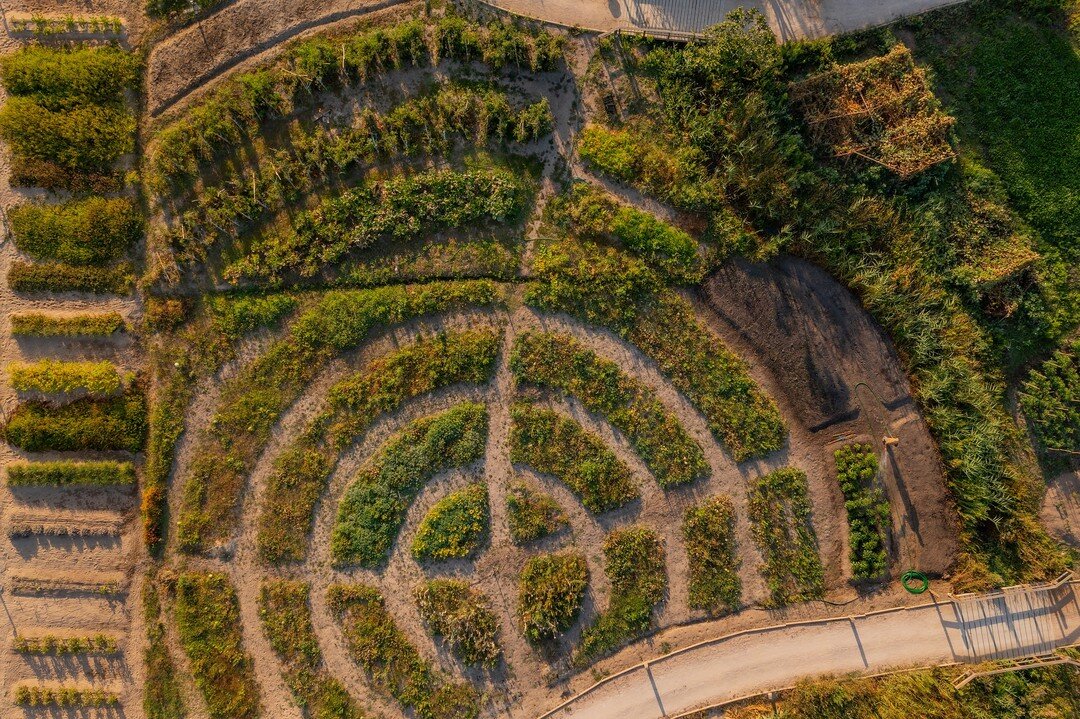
{"left": 481, "top": 0, "right": 967, "bottom": 40}
{"left": 540, "top": 579, "right": 1080, "bottom": 719}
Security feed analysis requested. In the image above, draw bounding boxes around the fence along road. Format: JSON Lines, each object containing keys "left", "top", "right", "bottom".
{"left": 539, "top": 578, "right": 1080, "bottom": 719}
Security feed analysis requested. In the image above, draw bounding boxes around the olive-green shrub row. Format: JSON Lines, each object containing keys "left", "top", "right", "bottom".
{"left": 13, "top": 686, "right": 118, "bottom": 707}
{"left": 259, "top": 580, "right": 372, "bottom": 719}
{"left": 149, "top": 15, "right": 563, "bottom": 192}
{"left": 507, "top": 480, "right": 567, "bottom": 544}
{"left": 415, "top": 579, "right": 502, "bottom": 667}
{"left": 518, "top": 551, "right": 588, "bottom": 643}
{"left": 0, "top": 44, "right": 139, "bottom": 107}
{"left": 331, "top": 403, "right": 489, "bottom": 567}
{"left": 176, "top": 280, "right": 503, "bottom": 553}
{"left": 10, "top": 197, "right": 141, "bottom": 266}
{"left": 143, "top": 579, "right": 185, "bottom": 719}
{"left": 526, "top": 238, "right": 787, "bottom": 462}
{"left": 1019, "top": 339, "right": 1079, "bottom": 456}
{"left": 8, "top": 261, "right": 134, "bottom": 295}
{"left": 3, "top": 388, "right": 147, "bottom": 452}
{"left": 333, "top": 234, "right": 522, "bottom": 289}
{"left": 11, "top": 311, "right": 124, "bottom": 336}
{"left": 159, "top": 84, "right": 548, "bottom": 266}
{"left": 258, "top": 329, "right": 500, "bottom": 563}
{"left": 231, "top": 167, "right": 528, "bottom": 282}
{"left": 509, "top": 402, "right": 638, "bottom": 512}
{"left": 13, "top": 633, "right": 117, "bottom": 654}
{"left": 835, "top": 444, "right": 890, "bottom": 581}
{"left": 748, "top": 467, "right": 825, "bottom": 606}
{"left": 175, "top": 573, "right": 261, "bottom": 719}
{"left": 9, "top": 358, "right": 123, "bottom": 395}
{"left": 412, "top": 482, "right": 489, "bottom": 561}
{"left": 511, "top": 331, "right": 708, "bottom": 486}
{"left": 328, "top": 583, "right": 479, "bottom": 719}
{"left": 8, "top": 460, "right": 135, "bottom": 486}
{"left": 574, "top": 526, "right": 666, "bottom": 666}
{"left": 683, "top": 496, "right": 741, "bottom": 612}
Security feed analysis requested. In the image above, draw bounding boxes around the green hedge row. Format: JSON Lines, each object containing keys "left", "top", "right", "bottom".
{"left": 518, "top": 552, "right": 588, "bottom": 643}
{"left": 683, "top": 496, "right": 741, "bottom": 612}
{"left": 258, "top": 580, "right": 370, "bottom": 719}
{"left": 258, "top": 329, "right": 500, "bottom": 563}
{"left": 411, "top": 482, "right": 489, "bottom": 561}
{"left": 8, "top": 460, "right": 135, "bottom": 486}
{"left": 0, "top": 44, "right": 140, "bottom": 108}
{"left": 11, "top": 311, "right": 124, "bottom": 336}
{"left": 507, "top": 480, "right": 567, "bottom": 544}
{"left": 574, "top": 526, "right": 666, "bottom": 666}
{"left": 10, "top": 197, "right": 141, "bottom": 266}
{"left": 175, "top": 573, "right": 261, "bottom": 719}
{"left": 9, "top": 358, "right": 122, "bottom": 395}
{"left": 13, "top": 633, "right": 118, "bottom": 654}
{"left": 0, "top": 97, "right": 134, "bottom": 175}
{"left": 176, "top": 280, "right": 503, "bottom": 554}
{"left": 511, "top": 331, "right": 708, "bottom": 486}
{"left": 232, "top": 167, "right": 528, "bottom": 281}
{"left": 835, "top": 444, "right": 890, "bottom": 581}
{"left": 8, "top": 261, "right": 134, "bottom": 295}
{"left": 414, "top": 579, "right": 501, "bottom": 667}
{"left": 748, "top": 467, "right": 825, "bottom": 606}
{"left": 328, "top": 583, "right": 479, "bottom": 719}
{"left": 1019, "top": 339, "right": 1079, "bottom": 456}
{"left": 3, "top": 388, "right": 147, "bottom": 452}
{"left": 13, "top": 686, "right": 118, "bottom": 708}
{"left": 330, "top": 403, "right": 488, "bottom": 567}
{"left": 509, "top": 402, "right": 638, "bottom": 512}
{"left": 526, "top": 239, "right": 787, "bottom": 462}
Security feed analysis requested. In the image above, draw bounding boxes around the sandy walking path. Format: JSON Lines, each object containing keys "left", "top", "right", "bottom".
{"left": 480, "top": 0, "right": 966, "bottom": 40}
{"left": 540, "top": 583, "right": 1080, "bottom": 719}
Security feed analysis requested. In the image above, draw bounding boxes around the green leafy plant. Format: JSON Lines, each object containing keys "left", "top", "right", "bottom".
{"left": 8, "top": 261, "right": 133, "bottom": 294}
{"left": 414, "top": 579, "right": 501, "bottom": 667}
{"left": 835, "top": 444, "right": 890, "bottom": 581}
{"left": 174, "top": 573, "right": 260, "bottom": 719}
{"left": 3, "top": 387, "right": 147, "bottom": 452}
{"left": 0, "top": 97, "right": 134, "bottom": 174}
{"left": 411, "top": 482, "right": 489, "bottom": 561}
{"left": 748, "top": 467, "right": 825, "bottom": 606}
{"left": 13, "top": 686, "right": 118, "bottom": 707}
{"left": 9, "top": 196, "right": 141, "bottom": 265}
{"left": 517, "top": 552, "right": 589, "bottom": 642}
{"left": 511, "top": 331, "right": 707, "bottom": 486}
{"left": 0, "top": 44, "right": 139, "bottom": 106}
{"left": 1019, "top": 339, "right": 1079, "bottom": 455}
{"left": 507, "top": 480, "right": 567, "bottom": 544}
{"left": 683, "top": 496, "right": 742, "bottom": 612}
{"left": 7, "top": 460, "right": 135, "bottom": 486}
{"left": 509, "top": 402, "right": 638, "bottom": 512}
{"left": 9, "top": 358, "right": 123, "bottom": 395}
{"left": 10, "top": 311, "right": 124, "bottom": 336}
{"left": 575, "top": 526, "right": 666, "bottom": 665}
{"left": 143, "top": 579, "right": 185, "bottom": 719}
{"left": 327, "top": 583, "right": 479, "bottom": 719}
{"left": 13, "top": 633, "right": 118, "bottom": 654}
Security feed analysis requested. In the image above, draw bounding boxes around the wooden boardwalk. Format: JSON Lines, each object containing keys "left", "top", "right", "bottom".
{"left": 954, "top": 583, "right": 1078, "bottom": 661}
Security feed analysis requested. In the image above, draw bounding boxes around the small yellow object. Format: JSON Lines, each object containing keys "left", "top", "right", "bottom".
{"left": 883, "top": 435, "right": 900, "bottom": 447}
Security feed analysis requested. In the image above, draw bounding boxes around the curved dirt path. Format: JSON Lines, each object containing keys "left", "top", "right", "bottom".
{"left": 146, "top": 0, "right": 418, "bottom": 117}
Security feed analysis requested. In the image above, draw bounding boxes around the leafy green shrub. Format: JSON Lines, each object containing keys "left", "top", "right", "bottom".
{"left": 9, "top": 358, "right": 123, "bottom": 395}
{"left": 507, "top": 480, "right": 567, "bottom": 544}
{"left": 526, "top": 241, "right": 786, "bottom": 462}
{"left": 575, "top": 526, "right": 666, "bottom": 665}
{"left": 0, "top": 44, "right": 140, "bottom": 107}
{"left": 509, "top": 402, "right": 638, "bottom": 512}
{"left": 207, "top": 293, "right": 298, "bottom": 340}
{"left": 9, "top": 197, "right": 141, "bottom": 265}
{"left": 1019, "top": 340, "right": 1079, "bottom": 454}
{"left": 518, "top": 552, "right": 589, "bottom": 642}
{"left": 683, "top": 496, "right": 741, "bottom": 612}
{"left": 7, "top": 460, "right": 135, "bottom": 486}
{"left": 335, "top": 235, "right": 522, "bottom": 288}
{"left": 331, "top": 403, "right": 488, "bottom": 567}
{"left": 177, "top": 280, "right": 503, "bottom": 553}
{"left": 259, "top": 580, "right": 370, "bottom": 719}
{"left": 13, "top": 633, "right": 117, "bottom": 654}
{"left": 174, "top": 573, "right": 260, "bottom": 719}
{"left": 11, "top": 311, "right": 124, "bottom": 336}
{"left": 835, "top": 444, "right": 890, "bottom": 581}
{"left": 258, "top": 329, "right": 500, "bottom": 563}
{"left": 414, "top": 579, "right": 501, "bottom": 667}
{"left": 0, "top": 97, "right": 134, "bottom": 174}
{"left": 143, "top": 580, "right": 185, "bottom": 719}
{"left": 13, "top": 685, "right": 118, "bottom": 707}
{"left": 3, "top": 388, "right": 147, "bottom": 452}
{"left": 511, "top": 331, "right": 707, "bottom": 486}
{"left": 748, "top": 467, "right": 825, "bottom": 606}
{"left": 231, "top": 168, "right": 528, "bottom": 281}
{"left": 327, "top": 583, "right": 479, "bottom": 719}
{"left": 411, "top": 482, "right": 489, "bottom": 561}
{"left": 8, "top": 261, "right": 133, "bottom": 294}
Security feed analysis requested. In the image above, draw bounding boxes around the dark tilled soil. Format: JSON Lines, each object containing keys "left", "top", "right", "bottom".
{"left": 699, "top": 255, "right": 958, "bottom": 576}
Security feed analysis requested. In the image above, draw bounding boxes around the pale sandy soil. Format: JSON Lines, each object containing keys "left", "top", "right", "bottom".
{"left": 1041, "top": 469, "right": 1080, "bottom": 549}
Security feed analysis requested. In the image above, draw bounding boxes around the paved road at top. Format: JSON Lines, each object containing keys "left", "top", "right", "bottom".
{"left": 541, "top": 582, "right": 1080, "bottom": 719}
{"left": 483, "top": 0, "right": 966, "bottom": 40}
